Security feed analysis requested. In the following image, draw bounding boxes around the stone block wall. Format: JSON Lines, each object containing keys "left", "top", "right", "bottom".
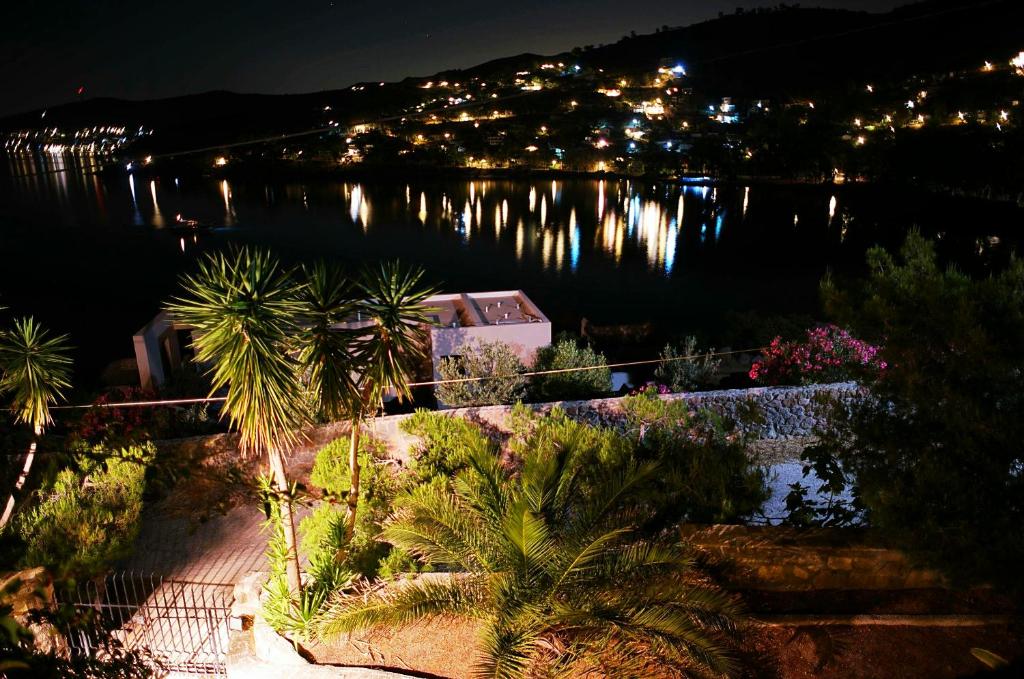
{"left": 155, "top": 382, "right": 863, "bottom": 471}
{"left": 370, "top": 381, "right": 862, "bottom": 457}
{"left": 682, "top": 525, "right": 946, "bottom": 591}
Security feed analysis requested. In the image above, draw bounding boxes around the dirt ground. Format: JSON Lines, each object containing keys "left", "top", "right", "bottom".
{"left": 306, "top": 616, "right": 1023, "bottom": 679}
{"left": 744, "top": 624, "right": 1023, "bottom": 679}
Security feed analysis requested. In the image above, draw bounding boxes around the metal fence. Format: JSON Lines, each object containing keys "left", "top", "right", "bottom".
{"left": 59, "top": 571, "right": 233, "bottom": 677}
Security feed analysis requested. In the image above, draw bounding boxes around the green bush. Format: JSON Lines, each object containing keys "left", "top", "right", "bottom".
{"left": 654, "top": 337, "right": 721, "bottom": 392}
{"left": 435, "top": 340, "right": 527, "bottom": 407}
{"left": 400, "top": 409, "right": 496, "bottom": 485}
{"left": 509, "top": 394, "right": 767, "bottom": 527}
{"left": 304, "top": 435, "right": 415, "bottom": 582}
{"left": 621, "top": 388, "right": 768, "bottom": 525}
{"left": 16, "top": 444, "right": 152, "bottom": 577}
{"left": 528, "top": 337, "right": 611, "bottom": 402}
{"left": 797, "top": 233, "right": 1024, "bottom": 590}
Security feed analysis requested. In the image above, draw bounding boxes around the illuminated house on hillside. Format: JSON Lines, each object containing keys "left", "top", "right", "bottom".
{"left": 133, "top": 290, "right": 551, "bottom": 394}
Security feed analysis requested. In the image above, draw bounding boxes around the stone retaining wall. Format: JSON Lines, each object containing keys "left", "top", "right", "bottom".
{"left": 155, "top": 382, "right": 862, "bottom": 473}
{"left": 682, "top": 525, "right": 947, "bottom": 591}
{"left": 370, "top": 381, "right": 862, "bottom": 456}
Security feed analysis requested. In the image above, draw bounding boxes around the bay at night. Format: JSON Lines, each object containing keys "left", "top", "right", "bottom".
{"left": 2, "top": 153, "right": 1020, "bottom": 382}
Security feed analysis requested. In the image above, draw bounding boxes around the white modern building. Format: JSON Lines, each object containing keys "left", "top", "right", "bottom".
{"left": 133, "top": 289, "right": 551, "bottom": 390}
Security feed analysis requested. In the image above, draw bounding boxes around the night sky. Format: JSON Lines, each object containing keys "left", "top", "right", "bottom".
{"left": 4, "top": 0, "right": 905, "bottom": 117}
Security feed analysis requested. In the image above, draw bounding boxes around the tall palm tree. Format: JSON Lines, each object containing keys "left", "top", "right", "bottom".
{"left": 295, "top": 261, "right": 360, "bottom": 423}
{"left": 344, "top": 262, "right": 435, "bottom": 541}
{"left": 0, "top": 317, "right": 73, "bottom": 530}
{"left": 167, "top": 247, "right": 307, "bottom": 592}
{"left": 314, "top": 434, "right": 741, "bottom": 678}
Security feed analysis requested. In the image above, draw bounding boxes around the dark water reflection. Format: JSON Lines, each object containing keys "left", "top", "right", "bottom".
{"left": 2, "top": 151, "right": 1020, "bottom": 383}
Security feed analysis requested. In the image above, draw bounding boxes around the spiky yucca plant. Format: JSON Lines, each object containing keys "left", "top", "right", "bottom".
{"left": 0, "top": 317, "right": 73, "bottom": 529}
{"left": 167, "top": 247, "right": 307, "bottom": 592}
{"left": 315, "top": 432, "right": 741, "bottom": 678}
{"left": 296, "top": 261, "right": 361, "bottom": 423}
{"left": 343, "top": 262, "right": 435, "bottom": 540}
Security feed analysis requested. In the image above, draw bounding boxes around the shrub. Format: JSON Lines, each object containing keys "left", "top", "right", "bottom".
{"left": 528, "top": 337, "right": 611, "bottom": 402}
{"left": 262, "top": 482, "right": 354, "bottom": 639}
{"left": 16, "top": 444, "right": 152, "bottom": 576}
{"left": 305, "top": 436, "right": 401, "bottom": 579}
{"left": 400, "top": 409, "right": 496, "bottom": 485}
{"left": 435, "top": 340, "right": 527, "bottom": 407}
{"left": 654, "top": 336, "right": 721, "bottom": 392}
{"left": 508, "top": 393, "right": 766, "bottom": 526}
{"left": 621, "top": 387, "right": 768, "bottom": 525}
{"left": 797, "top": 233, "right": 1024, "bottom": 590}
{"left": 749, "top": 324, "right": 885, "bottom": 385}
{"left": 73, "top": 387, "right": 219, "bottom": 445}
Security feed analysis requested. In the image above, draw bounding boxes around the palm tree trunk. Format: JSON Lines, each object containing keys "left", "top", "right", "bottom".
{"left": 267, "top": 447, "right": 303, "bottom": 594}
{"left": 344, "top": 411, "right": 362, "bottom": 543}
{"left": 0, "top": 425, "right": 41, "bottom": 530}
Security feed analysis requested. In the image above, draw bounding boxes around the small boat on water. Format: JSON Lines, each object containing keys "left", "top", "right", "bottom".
{"left": 171, "top": 214, "right": 215, "bottom": 231}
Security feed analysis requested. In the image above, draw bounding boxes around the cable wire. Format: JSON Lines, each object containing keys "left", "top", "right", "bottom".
{"left": 38, "top": 345, "right": 763, "bottom": 412}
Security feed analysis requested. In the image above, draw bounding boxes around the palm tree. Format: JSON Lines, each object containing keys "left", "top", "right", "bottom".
{"left": 0, "top": 317, "right": 73, "bottom": 530}
{"left": 315, "top": 434, "right": 741, "bottom": 678}
{"left": 167, "top": 247, "right": 307, "bottom": 592}
{"left": 343, "top": 262, "right": 434, "bottom": 541}
{"left": 295, "top": 261, "right": 360, "bottom": 423}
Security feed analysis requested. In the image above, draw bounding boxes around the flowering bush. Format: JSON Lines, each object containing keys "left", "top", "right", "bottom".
{"left": 74, "top": 388, "right": 160, "bottom": 444}
{"left": 628, "top": 382, "right": 670, "bottom": 396}
{"left": 749, "top": 324, "right": 886, "bottom": 385}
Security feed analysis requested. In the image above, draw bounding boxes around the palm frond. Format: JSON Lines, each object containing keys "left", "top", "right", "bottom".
{"left": 315, "top": 575, "right": 486, "bottom": 640}
{"left": 0, "top": 317, "right": 72, "bottom": 431}
{"left": 296, "top": 261, "right": 361, "bottom": 421}
{"left": 474, "top": 620, "right": 541, "bottom": 679}
{"left": 500, "top": 502, "right": 556, "bottom": 577}
{"left": 355, "top": 261, "right": 437, "bottom": 406}
{"left": 384, "top": 482, "right": 491, "bottom": 570}
{"left": 166, "top": 247, "right": 306, "bottom": 455}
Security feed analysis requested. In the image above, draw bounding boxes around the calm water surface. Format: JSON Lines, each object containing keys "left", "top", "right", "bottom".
{"left": 2, "top": 152, "right": 1020, "bottom": 383}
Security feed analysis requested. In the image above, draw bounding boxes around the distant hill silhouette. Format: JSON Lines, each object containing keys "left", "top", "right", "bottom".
{"left": 3, "top": 0, "right": 1020, "bottom": 149}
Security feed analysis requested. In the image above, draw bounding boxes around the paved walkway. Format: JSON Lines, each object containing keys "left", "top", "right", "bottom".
{"left": 121, "top": 505, "right": 273, "bottom": 584}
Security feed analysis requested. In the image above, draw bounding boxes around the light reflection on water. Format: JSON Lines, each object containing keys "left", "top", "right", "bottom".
{"left": 2, "top": 150, "right": 1020, "bottom": 380}
{"left": 2, "top": 151, "right": 1006, "bottom": 282}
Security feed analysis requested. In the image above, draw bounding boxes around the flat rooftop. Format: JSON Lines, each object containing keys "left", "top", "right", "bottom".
{"left": 425, "top": 291, "right": 548, "bottom": 328}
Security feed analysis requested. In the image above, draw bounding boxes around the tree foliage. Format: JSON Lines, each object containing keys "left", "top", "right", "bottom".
{"left": 807, "top": 232, "right": 1024, "bottom": 589}
{"left": 167, "top": 247, "right": 307, "bottom": 457}
{"left": 0, "top": 317, "right": 72, "bottom": 432}
{"left": 15, "top": 444, "right": 152, "bottom": 577}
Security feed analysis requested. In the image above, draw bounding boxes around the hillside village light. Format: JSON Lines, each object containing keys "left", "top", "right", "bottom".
{"left": 983, "top": 61, "right": 994, "bottom": 72}
{"left": 866, "top": 84, "right": 874, "bottom": 93}
{"left": 1010, "top": 52, "right": 1024, "bottom": 72}
{"left": 214, "top": 156, "right": 227, "bottom": 166}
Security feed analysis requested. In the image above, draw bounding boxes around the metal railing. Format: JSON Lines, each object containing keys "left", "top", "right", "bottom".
{"left": 60, "top": 571, "right": 233, "bottom": 677}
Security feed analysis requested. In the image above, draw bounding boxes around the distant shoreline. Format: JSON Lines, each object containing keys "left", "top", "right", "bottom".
{"left": 104, "top": 159, "right": 1024, "bottom": 207}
